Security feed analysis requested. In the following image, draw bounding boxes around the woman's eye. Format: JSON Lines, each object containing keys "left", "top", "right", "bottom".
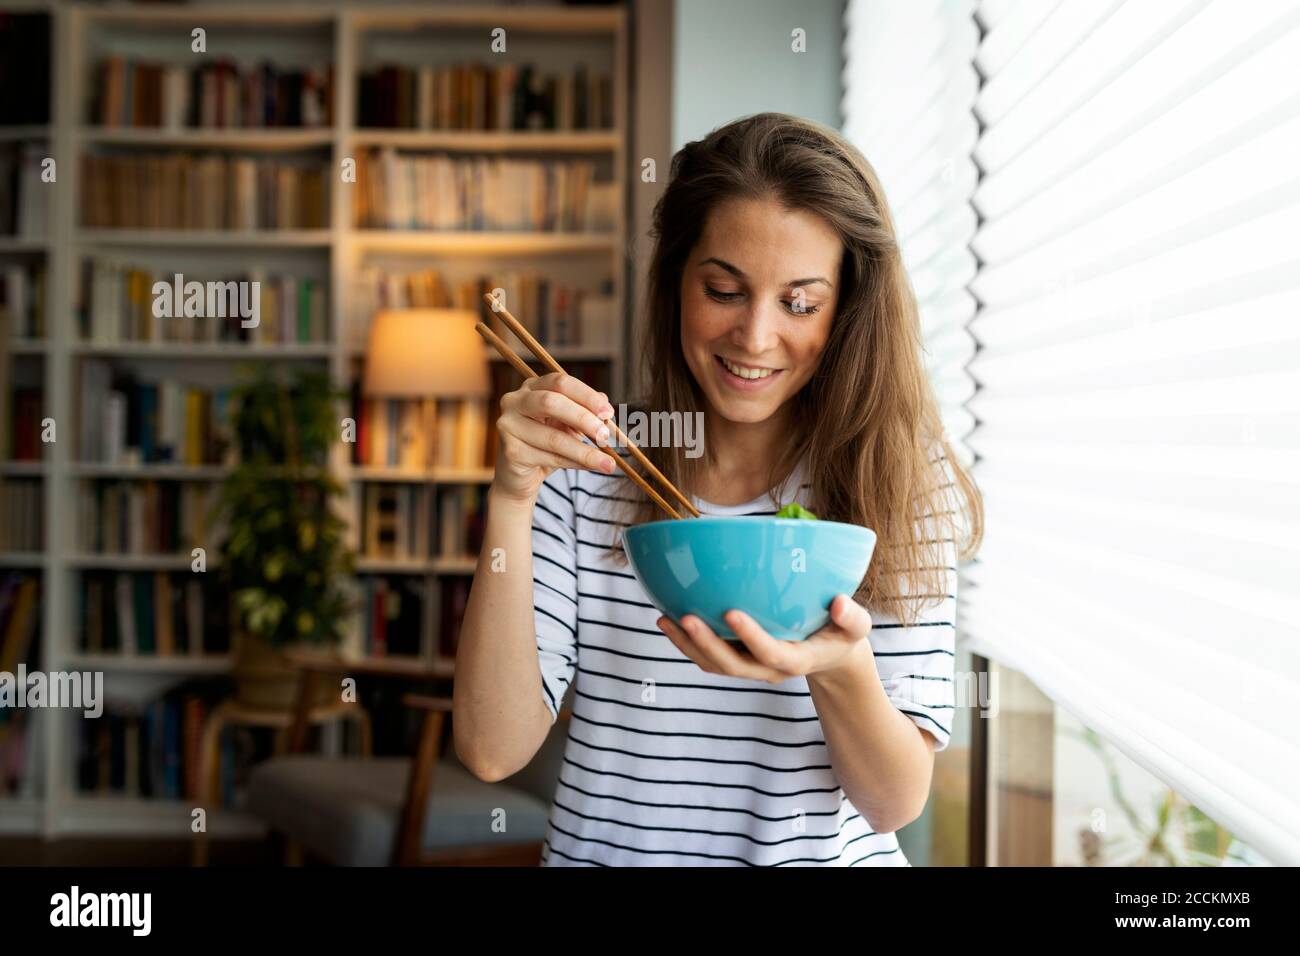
{"left": 704, "top": 286, "right": 742, "bottom": 302}
{"left": 783, "top": 300, "right": 822, "bottom": 315}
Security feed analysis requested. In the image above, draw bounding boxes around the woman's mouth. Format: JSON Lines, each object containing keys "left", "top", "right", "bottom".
{"left": 714, "top": 354, "right": 785, "bottom": 390}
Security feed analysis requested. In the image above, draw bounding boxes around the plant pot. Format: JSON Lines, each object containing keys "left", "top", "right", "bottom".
{"left": 233, "top": 632, "right": 345, "bottom": 713}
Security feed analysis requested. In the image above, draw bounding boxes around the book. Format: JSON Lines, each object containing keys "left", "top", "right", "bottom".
{"left": 78, "top": 362, "right": 233, "bottom": 465}
{"left": 79, "top": 572, "right": 230, "bottom": 658}
{"left": 81, "top": 152, "right": 327, "bottom": 230}
{"left": 357, "top": 61, "right": 612, "bottom": 131}
{"left": 76, "top": 257, "right": 327, "bottom": 345}
{"left": 0, "top": 479, "right": 42, "bottom": 551}
{"left": 90, "top": 57, "right": 332, "bottom": 129}
{"left": 353, "top": 149, "right": 602, "bottom": 232}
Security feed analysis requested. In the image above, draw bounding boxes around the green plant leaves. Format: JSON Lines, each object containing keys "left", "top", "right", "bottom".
{"left": 214, "top": 366, "right": 356, "bottom": 648}
{"left": 775, "top": 502, "right": 819, "bottom": 520}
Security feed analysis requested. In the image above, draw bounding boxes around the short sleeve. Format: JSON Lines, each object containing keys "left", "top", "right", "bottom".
{"left": 868, "top": 455, "right": 961, "bottom": 751}
{"left": 531, "top": 469, "right": 579, "bottom": 722}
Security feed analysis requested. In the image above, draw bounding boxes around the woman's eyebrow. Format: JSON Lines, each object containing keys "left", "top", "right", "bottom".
{"left": 699, "top": 256, "right": 834, "bottom": 290}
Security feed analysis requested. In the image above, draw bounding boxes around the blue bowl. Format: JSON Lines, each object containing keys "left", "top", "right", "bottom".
{"left": 621, "top": 517, "right": 876, "bottom": 641}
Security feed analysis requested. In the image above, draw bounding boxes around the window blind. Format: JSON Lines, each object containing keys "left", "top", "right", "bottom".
{"left": 964, "top": 0, "right": 1300, "bottom": 864}
{"left": 841, "top": 0, "right": 980, "bottom": 469}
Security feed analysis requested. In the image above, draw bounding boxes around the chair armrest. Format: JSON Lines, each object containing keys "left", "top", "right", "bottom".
{"left": 285, "top": 651, "right": 454, "bottom": 681}
{"left": 401, "top": 693, "right": 454, "bottom": 713}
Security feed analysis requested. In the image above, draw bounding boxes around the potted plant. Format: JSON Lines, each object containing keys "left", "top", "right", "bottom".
{"left": 215, "top": 366, "right": 355, "bottom": 711}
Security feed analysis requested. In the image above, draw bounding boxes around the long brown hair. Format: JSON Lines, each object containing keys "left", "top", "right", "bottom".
{"left": 609, "top": 112, "right": 982, "bottom": 625}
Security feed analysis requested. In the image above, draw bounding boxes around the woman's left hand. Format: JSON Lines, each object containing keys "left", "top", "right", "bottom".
{"left": 655, "top": 594, "right": 876, "bottom": 683}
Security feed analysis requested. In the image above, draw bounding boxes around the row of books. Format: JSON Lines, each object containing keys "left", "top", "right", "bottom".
{"left": 0, "top": 13, "right": 50, "bottom": 126}
{"left": 77, "top": 480, "right": 217, "bottom": 556}
{"left": 5, "top": 387, "right": 42, "bottom": 461}
{"left": 77, "top": 258, "right": 329, "bottom": 345}
{"left": 358, "top": 576, "right": 472, "bottom": 660}
{"left": 353, "top": 148, "right": 614, "bottom": 232}
{"left": 351, "top": 395, "right": 489, "bottom": 471}
{"left": 0, "top": 572, "right": 41, "bottom": 799}
{"left": 91, "top": 57, "right": 334, "bottom": 129}
{"left": 359, "top": 483, "right": 486, "bottom": 561}
{"left": 357, "top": 62, "right": 613, "bottom": 131}
{"left": 0, "top": 142, "right": 48, "bottom": 237}
{"left": 78, "top": 571, "right": 232, "bottom": 657}
{"left": 438, "top": 576, "right": 470, "bottom": 660}
{"left": 350, "top": 266, "right": 614, "bottom": 350}
{"left": 80, "top": 152, "right": 328, "bottom": 230}
{"left": 361, "top": 576, "right": 424, "bottom": 657}
{"left": 0, "top": 715, "right": 32, "bottom": 798}
{"left": 0, "top": 479, "right": 42, "bottom": 552}
{"left": 79, "top": 362, "right": 234, "bottom": 466}
{"left": 77, "top": 684, "right": 254, "bottom": 807}
{"left": 1, "top": 572, "right": 40, "bottom": 676}
{"left": 1, "top": 261, "right": 46, "bottom": 339}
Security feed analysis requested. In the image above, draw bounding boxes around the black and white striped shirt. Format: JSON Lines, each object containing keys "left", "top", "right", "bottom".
{"left": 530, "top": 453, "right": 958, "bottom": 866}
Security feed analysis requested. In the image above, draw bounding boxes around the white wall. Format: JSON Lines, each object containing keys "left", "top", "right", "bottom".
{"left": 672, "top": 0, "right": 844, "bottom": 149}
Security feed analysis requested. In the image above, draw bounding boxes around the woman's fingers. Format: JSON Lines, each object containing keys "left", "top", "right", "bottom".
{"left": 656, "top": 616, "right": 719, "bottom": 673}
{"left": 675, "top": 615, "right": 787, "bottom": 683}
{"left": 524, "top": 373, "right": 615, "bottom": 441}
{"left": 827, "top": 593, "right": 873, "bottom": 638}
{"left": 724, "top": 610, "right": 801, "bottom": 673}
{"left": 654, "top": 598, "right": 875, "bottom": 683}
{"left": 500, "top": 423, "right": 613, "bottom": 475}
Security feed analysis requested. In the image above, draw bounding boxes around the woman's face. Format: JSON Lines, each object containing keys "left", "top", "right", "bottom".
{"left": 679, "top": 195, "right": 841, "bottom": 426}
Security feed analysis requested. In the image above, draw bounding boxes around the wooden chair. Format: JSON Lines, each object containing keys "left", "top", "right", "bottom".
{"left": 244, "top": 653, "right": 570, "bottom": 866}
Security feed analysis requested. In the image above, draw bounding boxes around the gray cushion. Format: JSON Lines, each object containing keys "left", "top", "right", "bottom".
{"left": 246, "top": 754, "right": 552, "bottom": 866}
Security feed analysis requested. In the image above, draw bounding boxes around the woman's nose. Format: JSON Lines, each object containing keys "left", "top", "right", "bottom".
{"left": 729, "top": 300, "right": 781, "bottom": 355}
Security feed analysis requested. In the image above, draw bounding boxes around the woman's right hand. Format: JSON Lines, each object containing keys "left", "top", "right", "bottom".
{"left": 491, "top": 372, "right": 619, "bottom": 505}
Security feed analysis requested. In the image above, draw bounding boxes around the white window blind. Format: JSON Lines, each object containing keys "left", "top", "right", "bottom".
{"left": 964, "top": 0, "right": 1300, "bottom": 864}
{"left": 841, "top": 0, "right": 980, "bottom": 469}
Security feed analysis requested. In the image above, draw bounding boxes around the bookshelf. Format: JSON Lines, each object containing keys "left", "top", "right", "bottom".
{"left": 0, "top": 1, "right": 629, "bottom": 840}
{"left": 0, "top": 1, "right": 55, "bottom": 836}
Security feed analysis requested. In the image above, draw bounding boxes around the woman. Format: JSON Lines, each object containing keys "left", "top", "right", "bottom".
{"left": 453, "top": 112, "right": 983, "bottom": 866}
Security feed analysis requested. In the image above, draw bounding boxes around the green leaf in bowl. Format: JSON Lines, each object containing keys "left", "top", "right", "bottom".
{"left": 775, "top": 502, "right": 819, "bottom": 520}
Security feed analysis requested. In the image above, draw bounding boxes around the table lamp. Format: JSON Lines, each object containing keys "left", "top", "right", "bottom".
{"left": 363, "top": 308, "right": 490, "bottom": 470}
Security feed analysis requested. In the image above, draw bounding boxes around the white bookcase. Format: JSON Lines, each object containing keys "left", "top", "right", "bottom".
{"left": 0, "top": 1, "right": 629, "bottom": 841}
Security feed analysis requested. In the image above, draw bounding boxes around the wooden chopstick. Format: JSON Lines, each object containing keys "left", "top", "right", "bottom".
{"left": 475, "top": 320, "right": 687, "bottom": 521}
{"left": 480, "top": 293, "right": 702, "bottom": 519}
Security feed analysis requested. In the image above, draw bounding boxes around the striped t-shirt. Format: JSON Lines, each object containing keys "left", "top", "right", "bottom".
{"left": 529, "top": 451, "right": 958, "bottom": 866}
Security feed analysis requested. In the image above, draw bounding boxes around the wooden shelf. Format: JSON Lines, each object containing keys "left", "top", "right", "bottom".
{"left": 7, "top": 338, "right": 46, "bottom": 355}
{"left": 348, "top": 230, "right": 615, "bottom": 255}
{"left": 0, "top": 124, "right": 49, "bottom": 142}
{"left": 0, "top": 460, "right": 45, "bottom": 476}
{"left": 80, "top": 127, "right": 334, "bottom": 150}
{"left": 347, "top": 466, "right": 493, "bottom": 484}
{"left": 82, "top": 6, "right": 334, "bottom": 26}
{"left": 57, "top": 798, "right": 267, "bottom": 839}
{"left": 0, "top": 799, "right": 42, "bottom": 835}
{"left": 67, "top": 553, "right": 206, "bottom": 570}
{"left": 349, "top": 129, "right": 620, "bottom": 152}
{"left": 67, "top": 653, "right": 233, "bottom": 674}
{"left": 72, "top": 342, "right": 332, "bottom": 359}
{"left": 0, "top": 236, "right": 48, "bottom": 253}
{"left": 352, "top": 6, "right": 622, "bottom": 32}
{"left": 76, "top": 229, "right": 333, "bottom": 247}
{"left": 70, "top": 462, "right": 230, "bottom": 480}
{"left": 355, "top": 556, "right": 478, "bottom": 574}
{"left": 0, "top": 552, "right": 44, "bottom": 568}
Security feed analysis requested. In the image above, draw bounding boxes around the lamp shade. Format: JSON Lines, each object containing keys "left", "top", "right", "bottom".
{"left": 363, "top": 308, "right": 489, "bottom": 398}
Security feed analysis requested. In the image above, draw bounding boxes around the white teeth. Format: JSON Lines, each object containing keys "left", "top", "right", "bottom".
{"left": 720, "top": 356, "right": 775, "bottom": 380}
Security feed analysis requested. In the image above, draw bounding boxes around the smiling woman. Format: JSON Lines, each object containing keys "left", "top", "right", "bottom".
{"left": 453, "top": 112, "right": 983, "bottom": 867}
